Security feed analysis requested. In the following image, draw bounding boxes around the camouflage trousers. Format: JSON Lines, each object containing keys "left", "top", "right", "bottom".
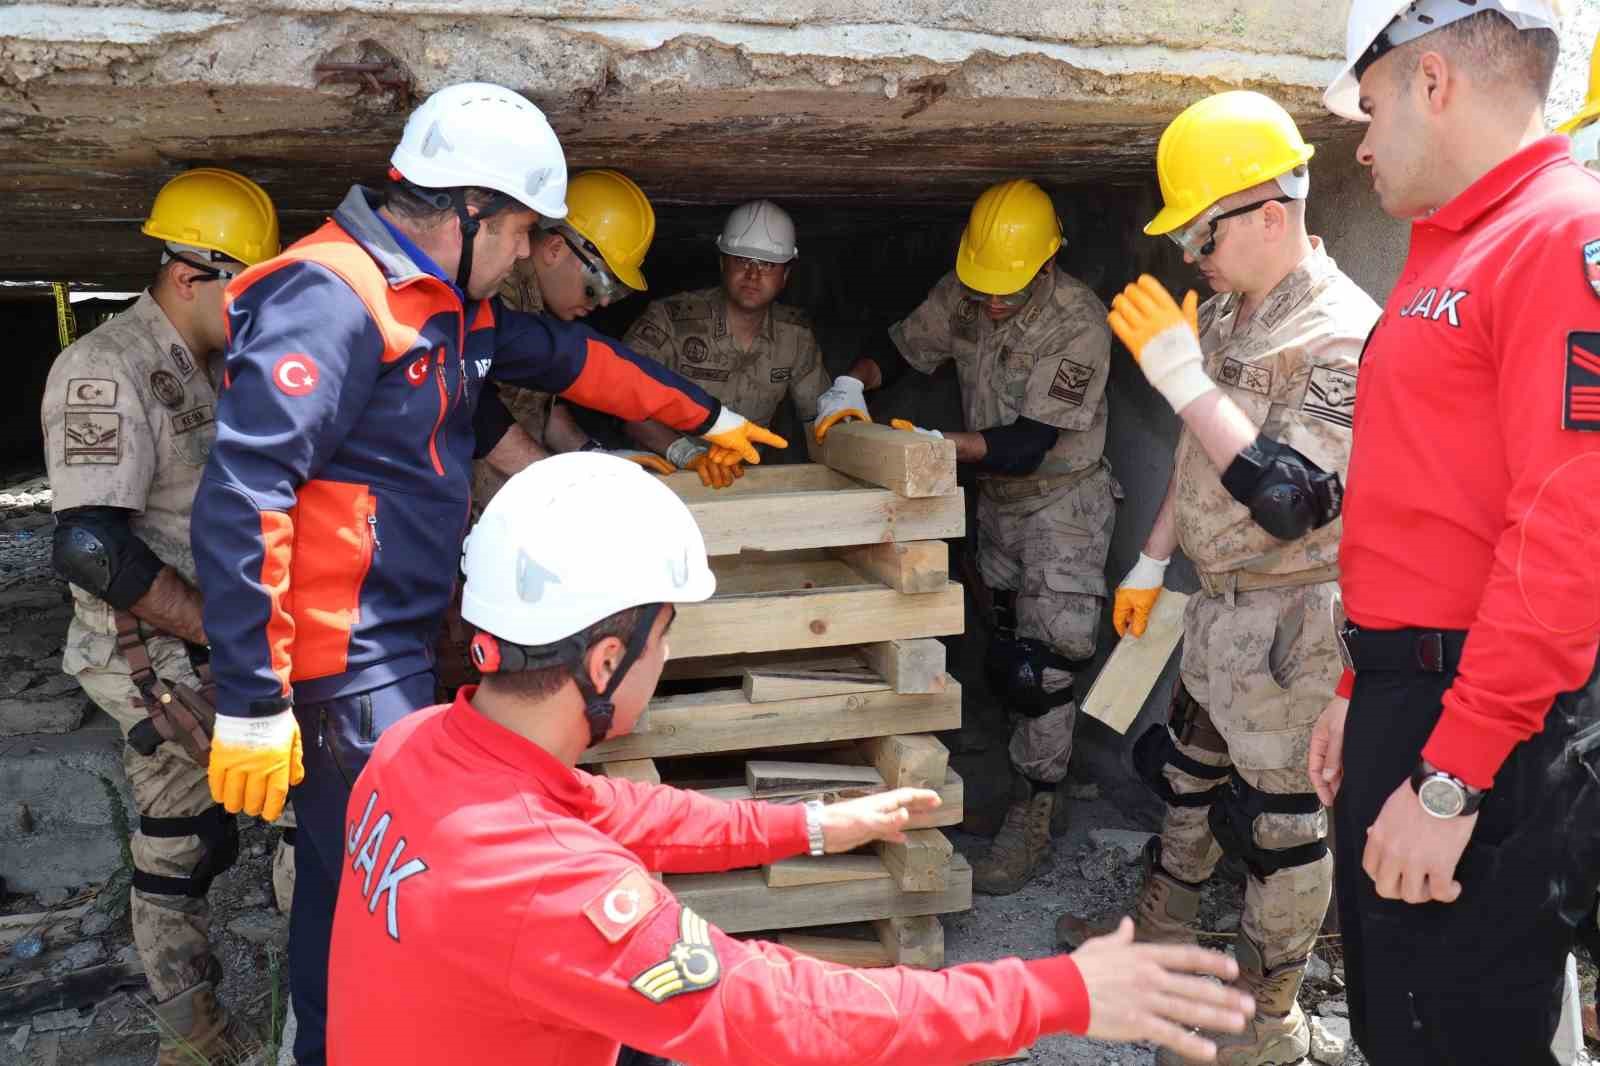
{"left": 1160, "top": 581, "right": 1340, "bottom": 969}
{"left": 977, "top": 463, "right": 1117, "bottom": 783}
{"left": 73, "top": 634, "right": 219, "bottom": 1003}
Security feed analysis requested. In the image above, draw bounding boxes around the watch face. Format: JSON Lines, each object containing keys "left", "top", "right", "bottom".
{"left": 1418, "top": 775, "right": 1466, "bottom": 818}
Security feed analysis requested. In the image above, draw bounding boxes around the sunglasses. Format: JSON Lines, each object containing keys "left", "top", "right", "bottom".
{"left": 558, "top": 231, "right": 632, "bottom": 305}
{"left": 1169, "top": 196, "right": 1295, "bottom": 259}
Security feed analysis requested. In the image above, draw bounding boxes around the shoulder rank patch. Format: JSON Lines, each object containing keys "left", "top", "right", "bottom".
{"left": 1048, "top": 358, "right": 1094, "bottom": 406}
{"left": 583, "top": 867, "right": 665, "bottom": 945}
{"left": 633, "top": 322, "right": 669, "bottom": 351}
{"left": 168, "top": 343, "right": 196, "bottom": 380}
{"left": 630, "top": 907, "right": 721, "bottom": 1004}
{"left": 1219, "top": 357, "right": 1272, "bottom": 398}
{"left": 1584, "top": 240, "right": 1600, "bottom": 302}
{"left": 66, "top": 378, "right": 117, "bottom": 407}
{"left": 1302, "top": 365, "right": 1357, "bottom": 429}
{"left": 1564, "top": 332, "right": 1600, "bottom": 431}
{"left": 63, "top": 412, "right": 121, "bottom": 465}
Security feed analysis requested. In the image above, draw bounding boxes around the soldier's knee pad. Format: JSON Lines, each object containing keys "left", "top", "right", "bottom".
{"left": 1207, "top": 771, "right": 1326, "bottom": 882}
{"left": 1132, "top": 682, "right": 1230, "bottom": 807}
{"left": 985, "top": 634, "right": 1087, "bottom": 718}
{"left": 133, "top": 805, "right": 240, "bottom": 899}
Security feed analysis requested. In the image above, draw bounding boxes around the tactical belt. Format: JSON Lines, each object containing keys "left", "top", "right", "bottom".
{"left": 114, "top": 610, "right": 217, "bottom": 765}
{"left": 979, "top": 458, "right": 1103, "bottom": 502}
{"left": 1195, "top": 561, "right": 1339, "bottom": 598}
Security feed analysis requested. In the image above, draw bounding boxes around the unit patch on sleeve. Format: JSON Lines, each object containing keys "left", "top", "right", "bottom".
{"left": 149, "top": 369, "right": 186, "bottom": 411}
{"left": 1219, "top": 357, "right": 1273, "bottom": 397}
{"left": 63, "top": 412, "right": 121, "bottom": 465}
{"left": 633, "top": 322, "right": 669, "bottom": 350}
{"left": 1564, "top": 332, "right": 1600, "bottom": 431}
{"left": 682, "top": 338, "right": 710, "bottom": 365}
{"left": 1302, "top": 365, "right": 1358, "bottom": 429}
{"left": 630, "top": 907, "right": 721, "bottom": 1004}
{"left": 1583, "top": 240, "right": 1600, "bottom": 302}
{"left": 66, "top": 378, "right": 118, "bottom": 407}
{"left": 583, "top": 867, "right": 666, "bottom": 945}
{"left": 1048, "top": 359, "right": 1094, "bottom": 406}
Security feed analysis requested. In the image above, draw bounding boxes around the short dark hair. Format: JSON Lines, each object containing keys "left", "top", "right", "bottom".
{"left": 383, "top": 180, "right": 509, "bottom": 226}
{"left": 478, "top": 604, "right": 653, "bottom": 702}
{"left": 1395, "top": 10, "right": 1559, "bottom": 104}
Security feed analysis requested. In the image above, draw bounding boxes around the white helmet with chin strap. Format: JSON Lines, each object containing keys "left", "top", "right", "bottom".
{"left": 459, "top": 452, "right": 716, "bottom": 744}
{"left": 716, "top": 200, "right": 798, "bottom": 263}
{"left": 1325, "top": 0, "right": 1564, "bottom": 121}
{"left": 389, "top": 81, "right": 569, "bottom": 292}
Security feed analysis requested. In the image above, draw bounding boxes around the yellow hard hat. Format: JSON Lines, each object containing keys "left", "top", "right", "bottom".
{"left": 1559, "top": 32, "right": 1600, "bottom": 135}
{"left": 955, "top": 179, "right": 1062, "bottom": 296}
{"left": 141, "top": 167, "right": 280, "bottom": 266}
{"left": 565, "top": 169, "right": 655, "bottom": 292}
{"left": 1145, "top": 91, "right": 1315, "bottom": 237}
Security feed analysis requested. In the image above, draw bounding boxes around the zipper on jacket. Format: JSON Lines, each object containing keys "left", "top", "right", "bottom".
{"left": 427, "top": 347, "right": 448, "bottom": 477}
{"left": 366, "top": 512, "right": 382, "bottom": 553}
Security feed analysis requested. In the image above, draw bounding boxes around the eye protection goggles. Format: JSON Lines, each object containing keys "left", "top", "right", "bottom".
{"left": 1168, "top": 196, "right": 1295, "bottom": 259}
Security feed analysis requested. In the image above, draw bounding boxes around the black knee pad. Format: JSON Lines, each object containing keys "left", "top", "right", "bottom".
{"left": 985, "top": 634, "right": 1087, "bottom": 718}
{"left": 133, "top": 805, "right": 240, "bottom": 899}
{"left": 1207, "top": 771, "right": 1327, "bottom": 882}
{"left": 1131, "top": 721, "right": 1230, "bottom": 808}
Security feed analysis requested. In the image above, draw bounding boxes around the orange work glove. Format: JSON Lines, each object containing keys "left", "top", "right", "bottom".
{"left": 209, "top": 709, "right": 304, "bottom": 823}
{"left": 1111, "top": 553, "right": 1171, "bottom": 638}
{"left": 1107, "top": 275, "right": 1213, "bottom": 414}
{"left": 703, "top": 408, "right": 788, "bottom": 465}
{"left": 813, "top": 375, "right": 870, "bottom": 442}
{"left": 610, "top": 449, "right": 676, "bottom": 476}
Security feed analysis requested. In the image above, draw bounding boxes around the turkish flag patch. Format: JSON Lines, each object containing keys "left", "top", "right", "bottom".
{"left": 583, "top": 867, "right": 666, "bottom": 944}
{"left": 1564, "top": 333, "right": 1600, "bottom": 431}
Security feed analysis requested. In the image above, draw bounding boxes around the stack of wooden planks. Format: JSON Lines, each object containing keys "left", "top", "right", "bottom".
{"left": 579, "top": 423, "right": 969, "bottom": 967}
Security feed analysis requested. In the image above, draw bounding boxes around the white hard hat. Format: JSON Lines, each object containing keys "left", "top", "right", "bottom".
{"left": 716, "top": 200, "right": 798, "bottom": 263}
{"left": 1325, "top": 0, "right": 1563, "bottom": 121}
{"left": 459, "top": 452, "right": 716, "bottom": 648}
{"left": 390, "top": 81, "right": 569, "bottom": 218}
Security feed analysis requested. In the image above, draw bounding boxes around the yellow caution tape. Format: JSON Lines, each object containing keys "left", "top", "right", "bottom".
{"left": 53, "top": 282, "right": 77, "bottom": 350}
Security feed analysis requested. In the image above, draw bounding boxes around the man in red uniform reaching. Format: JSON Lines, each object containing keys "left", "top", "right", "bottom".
{"left": 327, "top": 452, "right": 1253, "bottom": 1065}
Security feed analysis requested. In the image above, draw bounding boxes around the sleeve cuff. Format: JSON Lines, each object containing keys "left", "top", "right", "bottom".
{"left": 1335, "top": 668, "right": 1354, "bottom": 700}
{"left": 769, "top": 802, "right": 811, "bottom": 861}
{"left": 1420, "top": 693, "right": 1521, "bottom": 790}
{"left": 1023, "top": 954, "right": 1091, "bottom": 1036}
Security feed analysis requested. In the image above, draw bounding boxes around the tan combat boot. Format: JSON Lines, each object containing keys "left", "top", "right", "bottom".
{"left": 1055, "top": 839, "right": 1202, "bottom": 948}
{"left": 972, "top": 783, "right": 1054, "bottom": 895}
{"left": 153, "top": 980, "right": 265, "bottom": 1066}
{"left": 1156, "top": 934, "right": 1310, "bottom": 1066}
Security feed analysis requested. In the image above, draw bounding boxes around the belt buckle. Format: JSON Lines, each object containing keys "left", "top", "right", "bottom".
{"left": 1335, "top": 621, "right": 1356, "bottom": 672}
{"left": 1415, "top": 631, "right": 1444, "bottom": 674}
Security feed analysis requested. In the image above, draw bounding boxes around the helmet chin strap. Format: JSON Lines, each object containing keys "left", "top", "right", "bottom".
{"left": 570, "top": 605, "right": 665, "bottom": 747}
{"left": 451, "top": 187, "right": 479, "bottom": 295}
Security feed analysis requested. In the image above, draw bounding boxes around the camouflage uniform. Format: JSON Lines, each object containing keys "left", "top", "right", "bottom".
{"left": 40, "top": 292, "right": 227, "bottom": 1004}
{"left": 624, "top": 287, "right": 829, "bottom": 429}
{"left": 471, "top": 264, "right": 553, "bottom": 509}
{"left": 1159, "top": 242, "right": 1377, "bottom": 973}
{"left": 891, "top": 267, "right": 1116, "bottom": 784}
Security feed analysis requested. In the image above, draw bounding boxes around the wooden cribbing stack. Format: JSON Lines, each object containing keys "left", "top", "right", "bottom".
{"left": 579, "top": 424, "right": 968, "bottom": 967}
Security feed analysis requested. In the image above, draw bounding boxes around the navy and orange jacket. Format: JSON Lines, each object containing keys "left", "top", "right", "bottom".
{"left": 192, "top": 187, "right": 721, "bottom": 715}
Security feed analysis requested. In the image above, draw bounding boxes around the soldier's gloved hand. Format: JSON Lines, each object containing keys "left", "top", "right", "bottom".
{"left": 813, "top": 375, "right": 870, "bottom": 442}
{"left": 1108, "top": 275, "right": 1214, "bottom": 414}
{"left": 610, "top": 449, "right": 675, "bottom": 476}
{"left": 1113, "top": 552, "right": 1170, "bottom": 638}
{"left": 890, "top": 418, "right": 944, "bottom": 439}
{"left": 666, "top": 438, "right": 741, "bottom": 489}
{"left": 703, "top": 408, "right": 787, "bottom": 465}
{"left": 209, "top": 708, "right": 303, "bottom": 823}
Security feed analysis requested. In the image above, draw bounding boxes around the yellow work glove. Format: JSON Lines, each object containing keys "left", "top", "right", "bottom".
{"left": 889, "top": 418, "right": 944, "bottom": 439}
{"left": 209, "top": 708, "right": 304, "bottom": 823}
{"left": 813, "top": 375, "right": 870, "bottom": 443}
{"left": 1107, "top": 275, "right": 1214, "bottom": 414}
{"left": 688, "top": 452, "right": 742, "bottom": 489}
{"left": 1112, "top": 553, "right": 1171, "bottom": 638}
{"left": 610, "top": 449, "right": 676, "bottom": 476}
{"left": 703, "top": 408, "right": 788, "bottom": 465}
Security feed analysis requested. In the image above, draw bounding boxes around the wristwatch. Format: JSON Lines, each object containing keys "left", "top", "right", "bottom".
{"left": 1410, "top": 760, "right": 1486, "bottom": 818}
{"left": 803, "top": 799, "right": 826, "bottom": 857}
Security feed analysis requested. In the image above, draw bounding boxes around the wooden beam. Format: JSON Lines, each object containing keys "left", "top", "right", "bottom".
{"left": 816, "top": 422, "right": 958, "bottom": 498}
{"left": 582, "top": 682, "right": 962, "bottom": 763}
{"left": 834, "top": 541, "right": 950, "bottom": 594}
{"left": 877, "top": 829, "right": 955, "bottom": 892}
{"left": 746, "top": 760, "right": 884, "bottom": 798}
{"left": 673, "top": 583, "right": 963, "bottom": 660}
{"left": 673, "top": 477, "right": 965, "bottom": 556}
{"left": 859, "top": 637, "right": 947, "bottom": 694}
{"left": 776, "top": 933, "right": 893, "bottom": 968}
{"left": 663, "top": 648, "right": 865, "bottom": 683}
{"left": 668, "top": 854, "right": 972, "bottom": 933}
{"left": 599, "top": 759, "right": 661, "bottom": 786}
{"left": 1080, "top": 591, "right": 1190, "bottom": 734}
{"left": 762, "top": 853, "right": 890, "bottom": 888}
{"left": 662, "top": 463, "right": 853, "bottom": 501}
{"left": 858, "top": 734, "right": 949, "bottom": 789}
{"left": 873, "top": 915, "right": 945, "bottom": 969}
{"left": 710, "top": 556, "right": 870, "bottom": 596}
{"left": 742, "top": 668, "right": 887, "bottom": 703}
{"left": 698, "top": 767, "right": 965, "bottom": 830}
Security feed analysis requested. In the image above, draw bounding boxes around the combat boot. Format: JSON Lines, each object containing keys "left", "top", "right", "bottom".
{"left": 152, "top": 980, "right": 265, "bottom": 1066}
{"left": 1156, "top": 933, "right": 1310, "bottom": 1066}
{"left": 1055, "top": 839, "right": 1202, "bottom": 948}
{"left": 972, "top": 779, "right": 1054, "bottom": 895}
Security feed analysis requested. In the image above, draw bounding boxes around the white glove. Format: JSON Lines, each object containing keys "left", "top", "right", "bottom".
{"left": 813, "top": 375, "right": 870, "bottom": 441}
{"left": 1112, "top": 553, "right": 1170, "bottom": 638}
{"left": 889, "top": 418, "right": 944, "bottom": 440}
{"left": 664, "top": 437, "right": 709, "bottom": 470}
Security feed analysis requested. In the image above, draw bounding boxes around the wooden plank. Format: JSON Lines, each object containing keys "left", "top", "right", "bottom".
{"left": 816, "top": 422, "right": 958, "bottom": 498}
{"left": 834, "top": 541, "right": 950, "bottom": 594}
{"left": 1080, "top": 591, "right": 1191, "bottom": 734}
{"left": 858, "top": 734, "right": 949, "bottom": 789}
{"left": 699, "top": 766, "right": 964, "bottom": 829}
{"left": 663, "top": 648, "right": 866, "bottom": 683}
{"left": 599, "top": 759, "right": 661, "bottom": 785}
{"left": 878, "top": 829, "right": 955, "bottom": 891}
{"left": 681, "top": 485, "right": 966, "bottom": 556}
{"left": 663, "top": 463, "right": 855, "bottom": 501}
{"left": 668, "top": 854, "right": 972, "bottom": 933}
{"left": 743, "top": 668, "right": 887, "bottom": 703}
{"left": 583, "top": 682, "right": 962, "bottom": 763}
{"left": 873, "top": 915, "right": 945, "bottom": 968}
{"left": 860, "top": 637, "right": 948, "bottom": 694}
{"left": 762, "top": 853, "right": 891, "bottom": 888}
{"left": 777, "top": 933, "right": 893, "bottom": 967}
{"left": 746, "top": 760, "right": 884, "bottom": 798}
{"left": 710, "top": 557, "right": 870, "bottom": 596}
{"left": 672, "top": 582, "right": 964, "bottom": 660}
